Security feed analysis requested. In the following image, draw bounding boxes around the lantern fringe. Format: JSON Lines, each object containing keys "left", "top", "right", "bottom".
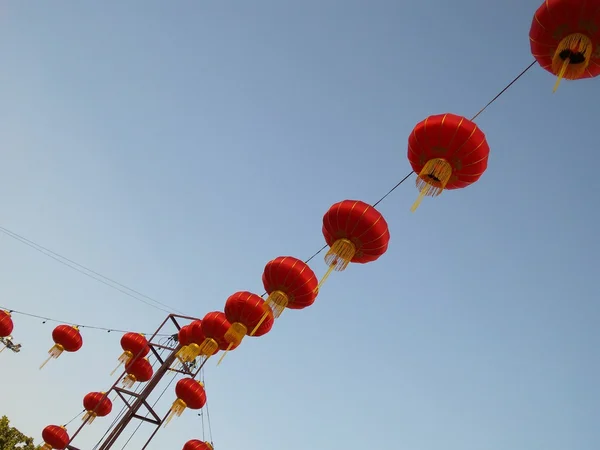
{"left": 121, "top": 374, "right": 137, "bottom": 389}
{"left": 552, "top": 33, "right": 592, "bottom": 92}
{"left": 217, "top": 323, "right": 247, "bottom": 366}
{"left": 164, "top": 398, "right": 187, "bottom": 427}
{"left": 82, "top": 411, "right": 97, "bottom": 425}
{"left": 316, "top": 238, "right": 356, "bottom": 290}
{"left": 110, "top": 350, "right": 134, "bottom": 376}
{"left": 198, "top": 338, "right": 219, "bottom": 357}
{"left": 250, "top": 291, "right": 288, "bottom": 336}
{"left": 39, "top": 344, "right": 65, "bottom": 370}
{"left": 411, "top": 158, "right": 453, "bottom": 212}
{"left": 41, "top": 444, "right": 53, "bottom": 450}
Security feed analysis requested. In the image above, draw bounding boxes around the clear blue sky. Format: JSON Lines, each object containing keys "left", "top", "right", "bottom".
{"left": 0, "top": 1, "right": 598, "bottom": 449}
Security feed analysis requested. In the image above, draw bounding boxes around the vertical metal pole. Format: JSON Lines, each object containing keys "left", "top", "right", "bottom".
{"left": 96, "top": 343, "right": 181, "bottom": 449}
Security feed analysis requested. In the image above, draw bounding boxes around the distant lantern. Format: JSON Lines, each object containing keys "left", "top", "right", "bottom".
{"left": 41, "top": 425, "right": 69, "bottom": 450}
{"left": 0, "top": 310, "right": 13, "bottom": 337}
{"left": 122, "top": 356, "right": 153, "bottom": 389}
{"left": 40, "top": 325, "right": 83, "bottom": 369}
{"left": 176, "top": 320, "right": 216, "bottom": 365}
{"left": 82, "top": 392, "right": 112, "bottom": 424}
{"left": 407, "top": 113, "right": 490, "bottom": 211}
{"left": 165, "top": 378, "right": 207, "bottom": 426}
{"left": 529, "top": 0, "right": 600, "bottom": 92}
{"left": 319, "top": 200, "right": 390, "bottom": 288}
{"left": 183, "top": 439, "right": 214, "bottom": 450}
{"left": 0, "top": 310, "right": 14, "bottom": 352}
{"left": 250, "top": 256, "right": 318, "bottom": 336}
{"left": 111, "top": 332, "right": 149, "bottom": 375}
{"left": 217, "top": 291, "right": 274, "bottom": 365}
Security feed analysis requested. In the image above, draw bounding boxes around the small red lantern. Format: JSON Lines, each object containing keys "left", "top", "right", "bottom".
{"left": 407, "top": 113, "right": 490, "bottom": 211}
{"left": 82, "top": 392, "right": 112, "bottom": 424}
{"left": 122, "top": 356, "right": 153, "bottom": 389}
{"left": 250, "top": 256, "right": 318, "bottom": 335}
{"left": 41, "top": 425, "right": 69, "bottom": 450}
{"left": 0, "top": 310, "right": 14, "bottom": 353}
{"left": 178, "top": 324, "right": 192, "bottom": 346}
{"left": 183, "top": 440, "right": 213, "bottom": 450}
{"left": 40, "top": 325, "right": 83, "bottom": 369}
{"left": 176, "top": 320, "right": 218, "bottom": 364}
{"left": 0, "top": 310, "right": 13, "bottom": 337}
{"left": 111, "top": 332, "right": 149, "bottom": 375}
{"left": 217, "top": 291, "right": 274, "bottom": 365}
{"left": 319, "top": 200, "right": 390, "bottom": 287}
{"left": 165, "top": 378, "right": 207, "bottom": 426}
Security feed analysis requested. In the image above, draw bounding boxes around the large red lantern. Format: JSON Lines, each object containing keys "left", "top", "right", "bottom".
{"left": 183, "top": 440, "right": 213, "bottom": 450}
{"left": 407, "top": 113, "right": 490, "bottom": 211}
{"left": 250, "top": 256, "right": 319, "bottom": 336}
{"left": 82, "top": 392, "right": 112, "bottom": 424}
{"left": 40, "top": 325, "right": 83, "bottom": 369}
{"left": 529, "top": 0, "right": 600, "bottom": 92}
{"left": 196, "top": 311, "right": 240, "bottom": 357}
{"left": 111, "top": 332, "right": 149, "bottom": 375}
{"left": 41, "top": 425, "right": 69, "bottom": 450}
{"left": 165, "top": 378, "right": 207, "bottom": 426}
{"left": 176, "top": 320, "right": 218, "bottom": 365}
{"left": 319, "top": 200, "right": 390, "bottom": 287}
{"left": 216, "top": 291, "right": 274, "bottom": 365}
{"left": 178, "top": 324, "right": 192, "bottom": 346}
{"left": 122, "top": 356, "right": 153, "bottom": 389}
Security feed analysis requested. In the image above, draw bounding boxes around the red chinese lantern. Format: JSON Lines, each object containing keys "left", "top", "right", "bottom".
{"left": 529, "top": 0, "right": 600, "bottom": 92}
{"left": 41, "top": 425, "right": 69, "bottom": 450}
{"left": 183, "top": 440, "right": 213, "bottom": 450}
{"left": 178, "top": 324, "right": 192, "bottom": 346}
{"left": 250, "top": 256, "right": 319, "bottom": 335}
{"left": 165, "top": 377, "right": 207, "bottom": 426}
{"left": 122, "top": 356, "right": 153, "bottom": 389}
{"left": 195, "top": 311, "right": 240, "bottom": 357}
{"left": 0, "top": 310, "right": 14, "bottom": 353}
{"left": 111, "top": 332, "right": 149, "bottom": 375}
{"left": 176, "top": 320, "right": 218, "bottom": 364}
{"left": 407, "top": 113, "right": 490, "bottom": 211}
{"left": 0, "top": 310, "right": 13, "bottom": 337}
{"left": 40, "top": 325, "right": 83, "bottom": 369}
{"left": 319, "top": 200, "right": 390, "bottom": 287}
{"left": 82, "top": 392, "right": 112, "bottom": 424}
{"left": 216, "top": 291, "right": 274, "bottom": 365}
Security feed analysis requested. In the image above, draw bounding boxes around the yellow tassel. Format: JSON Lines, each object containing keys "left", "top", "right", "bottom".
{"left": 249, "top": 291, "right": 288, "bottom": 336}
{"left": 411, "top": 158, "right": 453, "bottom": 212}
{"left": 41, "top": 444, "right": 52, "bottom": 450}
{"left": 216, "top": 323, "right": 247, "bottom": 366}
{"left": 121, "top": 374, "right": 137, "bottom": 389}
{"left": 82, "top": 411, "right": 97, "bottom": 425}
{"left": 551, "top": 33, "right": 593, "bottom": 92}
{"left": 39, "top": 344, "right": 65, "bottom": 370}
{"left": 315, "top": 238, "right": 356, "bottom": 290}
{"left": 164, "top": 398, "right": 187, "bottom": 427}
{"left": 198, "top": 338, "right": 219, "bottom": 357}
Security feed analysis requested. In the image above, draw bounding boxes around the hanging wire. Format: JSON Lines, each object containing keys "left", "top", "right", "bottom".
{"left": 63, "top": 410, "right": 84, "bottom": 427}
{"left": 0, "top": 225, "right": 186, "bottom": 315}
{"left": 0, "top": 59, "right": 536, "bottom": 337}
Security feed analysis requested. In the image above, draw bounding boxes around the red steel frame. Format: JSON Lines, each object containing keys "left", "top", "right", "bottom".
{"left": 64, "top": 313, "right": 207, "bottom": 450}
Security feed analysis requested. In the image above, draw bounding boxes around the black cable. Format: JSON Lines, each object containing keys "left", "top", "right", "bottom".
{"left": 470, "top": 60, "right": 536, "bottom": 121}
{"left": 0, "top": 226, "right": 186, "bottom": 315}
{"left": 62, "top": 410, "right": 84, "bottom": 427}
{"left": 0, "top": 306, "right": 172, "bottom": 336}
